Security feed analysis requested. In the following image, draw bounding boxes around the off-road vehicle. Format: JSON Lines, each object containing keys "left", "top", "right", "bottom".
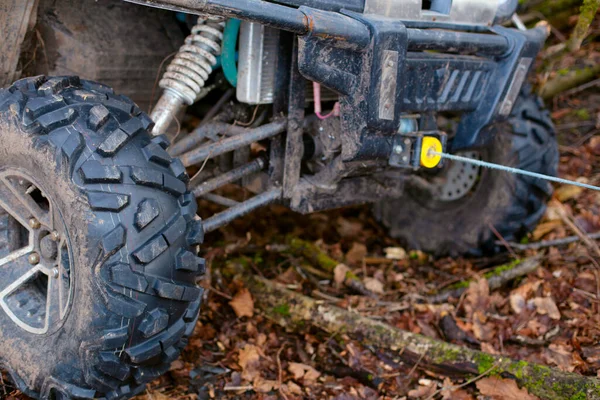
{"left": 0, "top": 0, "right": 557, "bottom": 398}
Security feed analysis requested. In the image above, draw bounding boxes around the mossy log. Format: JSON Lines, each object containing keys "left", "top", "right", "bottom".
{"left": 427, "top": 257, "right": 541, "bottom": 304}
{"left": 540, "top": 64, "right": 600, "bottom": 99}
{"left": 568, "top": 0, "right": 600, "bottom": 51}
{"left": 246, "top": 275, "right": 600, "bottom": 400}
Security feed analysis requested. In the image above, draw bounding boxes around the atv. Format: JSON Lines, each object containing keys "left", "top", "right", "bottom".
{"left": 0, "top": 0, "right": 558, "bottom": 398}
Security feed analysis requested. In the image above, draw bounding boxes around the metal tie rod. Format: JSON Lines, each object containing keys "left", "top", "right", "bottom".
{"left": 202, "top": 188, "right": 282, "bottom": 233}
{"left": 180, "top": 119, "right": 287, "bottom": 167}
{"left": 192, "top": 157, "right": 266, "bottom": 198}
{"left": 201, "top": 193, "right": 240, "bottom": 208}
{"left": 433, "top": 151, "right": 600, "bottom": 192}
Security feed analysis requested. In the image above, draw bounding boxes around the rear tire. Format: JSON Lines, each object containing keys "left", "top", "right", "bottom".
{"left": 0, "top": 76, "right": 205, "bottom": 399}
{"left": 374, "top": 88, "right": 559, "bottom": 257}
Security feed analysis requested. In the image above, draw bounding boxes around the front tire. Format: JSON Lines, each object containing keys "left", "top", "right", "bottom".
{"left": 0, "top": 76, "right": 205, "bottom": 399}
{"left": 374, "top": 88, "right": 559, "bottom": 257}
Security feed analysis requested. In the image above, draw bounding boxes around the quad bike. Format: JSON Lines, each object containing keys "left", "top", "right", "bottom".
{"left": 0, "top": 0, "right": 558, "bottom": 398}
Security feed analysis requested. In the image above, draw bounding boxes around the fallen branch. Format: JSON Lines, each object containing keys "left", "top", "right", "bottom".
{"left": 568, "top": 0, "right": 600, "bottom": 52}
{"left": 426, "top": 257, "right": 541, "bottom": 304}
{"left": 244, "top": 274, "right": 600, "bottom": 400}
{"left": 540, "top": 64, "right": 600, "bottom": 99}
{"left": 496, "top": 232, "right": 600, "bottom": 251}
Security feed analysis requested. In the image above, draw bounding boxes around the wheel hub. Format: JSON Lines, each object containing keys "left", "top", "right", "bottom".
{"left": 0, "top": 170, "right": 74, "bottom": 335}
{"left": 435, "top": 151, "right": 482, "bottom": 202}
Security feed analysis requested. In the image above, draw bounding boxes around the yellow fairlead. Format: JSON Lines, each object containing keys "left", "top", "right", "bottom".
{"left": 420, "top": 136, "right": 443, "bottom": 168}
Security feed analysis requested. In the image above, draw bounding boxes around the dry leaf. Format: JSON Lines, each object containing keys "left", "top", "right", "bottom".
{"left": 384, "top": 247, "right": 407, "bottom": 260}
{"left": 532, "top": 220, "right": 562, "bottom": 241}
{"left": 229, "top": 288, "right": 255, "bottom": 318}
{"left": 346, "top": 242, "right": 367, "bottom": 265}
{"left": 555, "top": 185, "right": 583, "bottom": 202}
{"left": 408, "top": 381, "right": 436, "bottom": 398}
{"left": 544, "top": 343, "right": 575, "bottom": 372}
{"left": 464, "top": 278, "right": 489, "bottom": 319}
{"left": 238, "top": 344, "right": 261, "bottom": 381}
{"left": 337, "top": 217, "right": 363, "bottom": 238}
{"left": 364, "top": 277, "right": 385, "bottom": 294}
{"left": 254, "top": 378, "right": 278, "bottom": 393}
{"left": 476, "top": 377, "right": 538, "bottom": 400}
{"left": 334, "top": 263, "right": 351, "bottom": 286}
{"left": 510, "top": 292, "right": 526, "bottom": 314}
{"left": 532, "top": 297, "right": 561, "bottom": 320}
{"left": 288, "top": 362, "right": 321, "bottom": 384}
{"left": 286, "top": 381, "right": 303, "bottom": 395}
{"left": 440, "top": 377, "right": 474, "bottom": 400}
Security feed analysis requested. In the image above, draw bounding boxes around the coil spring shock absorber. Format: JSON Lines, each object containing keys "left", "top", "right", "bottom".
{"left": 151, "top": 18, "right": 225, "bottom": 138}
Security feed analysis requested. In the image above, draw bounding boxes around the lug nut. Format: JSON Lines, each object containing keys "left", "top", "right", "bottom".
{"left": 28, "top": 252, "right": 40, "bottom": 265}
{"left": 50, "top": 231, "right": 60, "bottom": 241}
{"left": 52, "top": 268, "right": 59, "bottom": 279}
{"left": 28, "top": 218, "right": 41, "bottom": 229}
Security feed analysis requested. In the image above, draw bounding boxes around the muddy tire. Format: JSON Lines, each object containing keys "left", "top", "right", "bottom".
{"left": 374, "top": 88, "right": 559, "bottom": 257}
{"left": 0, "top": 76, "right": 204, "bottom": 399}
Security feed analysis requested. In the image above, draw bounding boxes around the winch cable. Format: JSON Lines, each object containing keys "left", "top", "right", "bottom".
{"left": 431, "top": 151, "right": 600, "bottom": 192}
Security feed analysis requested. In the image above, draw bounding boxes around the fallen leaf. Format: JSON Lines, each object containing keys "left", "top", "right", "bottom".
{"left": 229, "top": 288, "right": 255, "bottom": 318}
{"left": 464, "top": 278, "right": 489, "bottom": 319}
{"left": 337, "top": 217, "right": 363, "bottom": 238}
{"left": 238, "top": 344, "right": 261, "bottom": 381}
{"left": 531, "top": 220, "right": 563, "bottom": 241}
{"left": 334, "top": 263, "right": 351, "bottom": 286}
{"left": 288, "top": 362, "right": 321, "bottom": 384}
{"left": 544, "top": 343, "right": 575, "bottom": 372}
{"left": 364, "top": 277, "right": 385, "bottom": 294}
{"left": 286, "top": 381, "right": 303, "bottom": 395}
{"left": 384, "top": 247, "right": 407, "bottom": 260}
{"left": 555, "top": 185, "right": 583, "bottom": 202}
{"left": 408, "top": 380, "right": 436, "bottom": 398}
{"left": 476, "top": 377, "right": 538, "bottom": 400}
{"left": 346, "top": 242, "right": 367, "bottom": 265}
{"left": 440, "top": 377, "right": 474, "bottom": 400}
{"left": 532, "top": 297, "right": 561, "bottom": 320}
{"left": 510, "top": 292, "right": 526, "bottom": 314}
{"left": 254, "top": 378, "right": 278, "bottom": 393}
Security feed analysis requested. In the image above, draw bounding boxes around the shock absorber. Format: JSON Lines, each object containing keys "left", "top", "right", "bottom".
{"left": 151, "top": 18, "right": 225, "bottom": 138}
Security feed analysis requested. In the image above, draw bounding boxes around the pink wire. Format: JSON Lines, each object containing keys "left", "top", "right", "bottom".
{"left": 313, "top": 82, "right": 340, "bottom": 120}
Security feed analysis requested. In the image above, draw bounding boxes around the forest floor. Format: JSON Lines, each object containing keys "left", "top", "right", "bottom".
{"left": 3, "top": 4, "right": 600, "bottom": 400}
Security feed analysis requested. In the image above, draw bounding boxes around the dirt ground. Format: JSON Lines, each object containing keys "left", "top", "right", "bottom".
{"left": 2, "top": 5, "right": 600, "bottom": 400}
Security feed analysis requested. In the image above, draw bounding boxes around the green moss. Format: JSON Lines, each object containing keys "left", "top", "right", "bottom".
{"left": 253, "top": 252, "right": 264, "bottom": 266}
{"left": 575, "top": 108, "right": 591, "bottom": 120}
{"left": 484, "top": 258, "right": 522, "bottom": 279}
{"left": 474, "top": 353, "right": 496, "bottom": 374}
{"left": 447, "top": 280, "right": 471, "bottom": 290}
{"left": 558, "top": 68, "right": 570, "bottom": 76}
{"left": 570, "top": 392, "right": 587, "bottom": 400}
{"left": 273, "top": 304, "right": 291, "bottom": 317}
{"left": 507, "top": 360, "right": 528, "bottom": 380}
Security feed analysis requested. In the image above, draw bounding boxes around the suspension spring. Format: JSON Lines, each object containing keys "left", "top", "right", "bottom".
{"left": 151, "top": 18, "right": 225, "bottom": 137}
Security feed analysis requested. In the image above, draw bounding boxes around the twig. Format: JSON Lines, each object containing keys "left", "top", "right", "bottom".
{"left": 277, "top": 344, "right": 289, "bottom": 400}
{"left": 426, "top": 257, "right": 542, "bottom": 304}
{"left": 496, "top": 232, "right": 600, "bottom": 251}
{"left": 552, "top": 200, "right": 600, "bottom": 258}
{"left": 489, "top": 223, "right": 518, "bottom": 259}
